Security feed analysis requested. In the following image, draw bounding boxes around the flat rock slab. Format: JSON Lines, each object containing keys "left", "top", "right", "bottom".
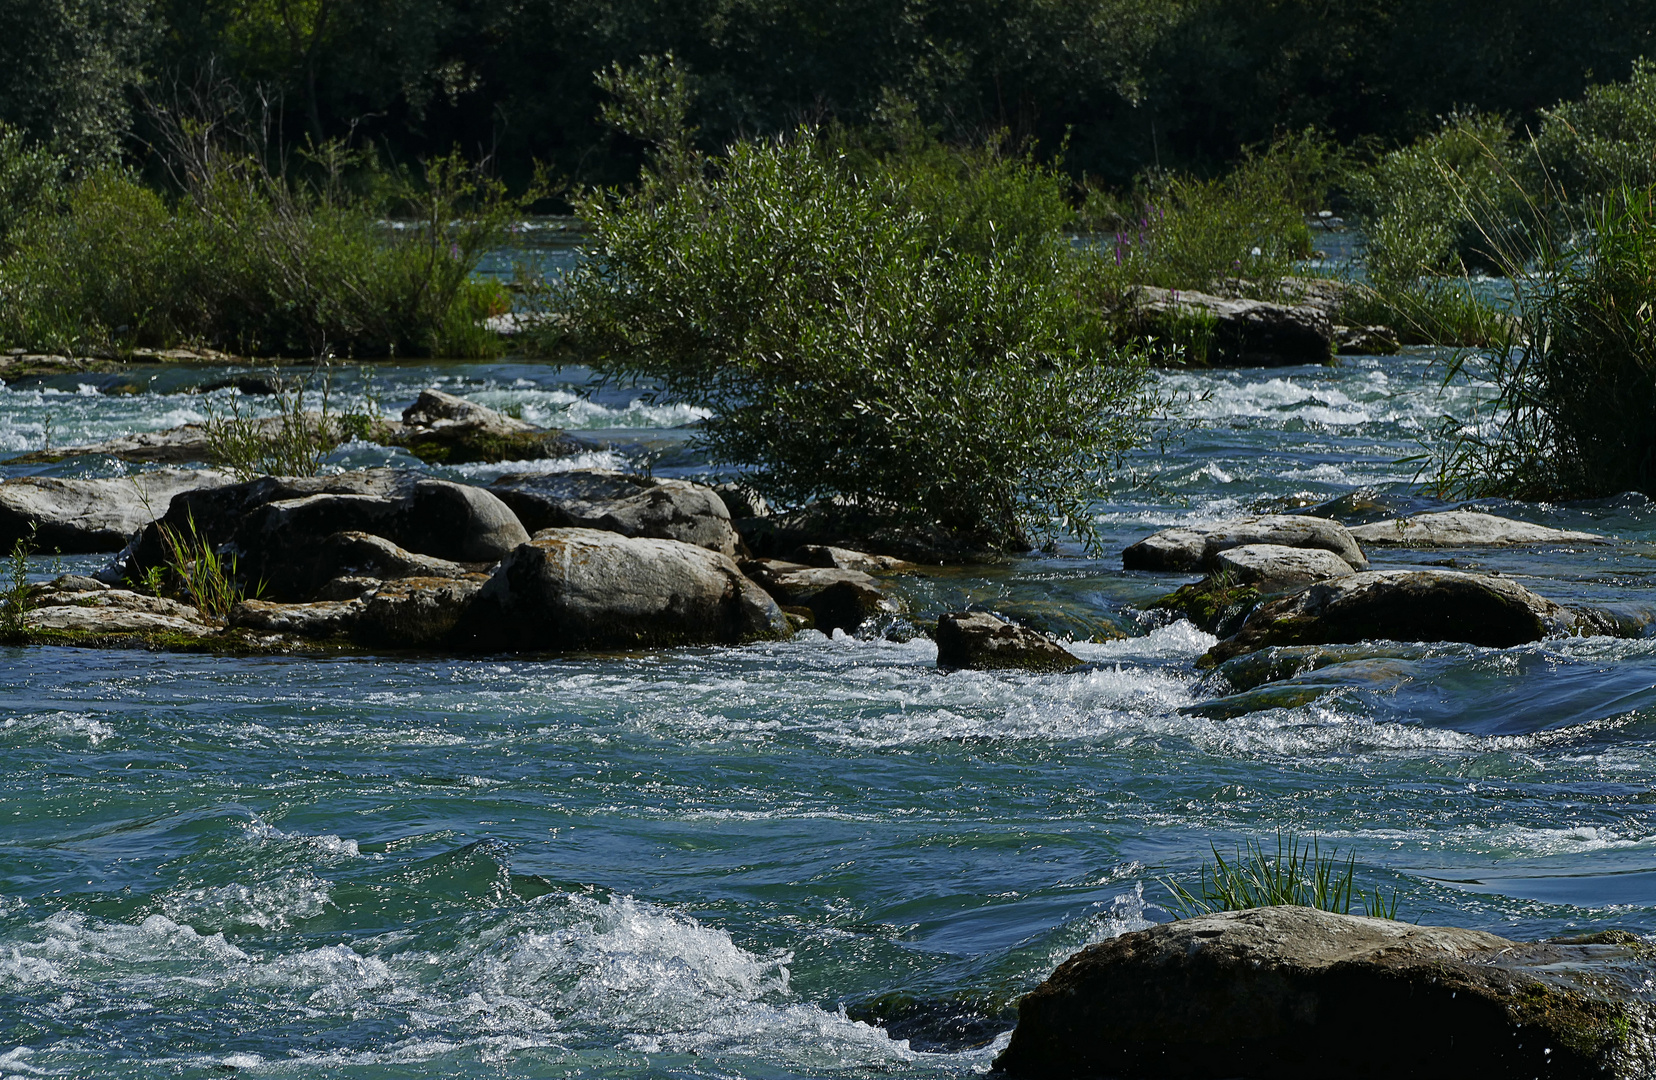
{"left": 1351, "top": 510, "right": 1606, "bottom": 547}
{"left": 935, "top": 612, "right": 1081, "bottom": 673}
{"left": 27, "top": 589, "right": 215, "bottom": 636}
{"left": 1204, "top": 568, "right": 1575, "bottom": 664}
{"left": 0, "top": 469, "right": 229, "bottom": 552}
{"left": 995, "top": 905, "right": 1656, "bottom": 1079}
{"left": 1124, "top": 515, "right": 1368, "bottom": 573}
{"left": 1213, "top": 543, "right": 1355, "bottom": 592}
{"left": 492, "top": 470, "right": 739, "bottom": 556}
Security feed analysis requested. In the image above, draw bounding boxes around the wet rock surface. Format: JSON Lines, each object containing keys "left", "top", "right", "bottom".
{"left": 1212, "top": 543, "right": 1356, "bottom": 592}
{"left": 1203, "top": 568, "right": 1577, "bottom": 664}
{"left": 491, "top": 470, "right": 739, "bottom": 556}
{"left": 741, "top": 558, "right": 898, "bottom": 635}
{"left": 995, "top": 905, "right": 1656, "bottom": 1080}
{"left": 1124, "top": 515, "right": 1368, "bottom": 573}
{"left": 935, "top": 612, "right": 1081, "bottom": 673}
{"left": 455, "top": 528, "right": 789, "bottom": 652}
{"left": 1350, "top": 510, "right": 1606, "bottom": 547}
{"left": 0, "top": 469, "right": 230, "bottom": 552}
{"left": 385, "top": 389, "right": 593, "bottom": 465}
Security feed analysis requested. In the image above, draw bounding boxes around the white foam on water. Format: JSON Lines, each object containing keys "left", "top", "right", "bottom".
{"left": 160, "top": 874, "right": 333, "bottom": 932}
{"left": 447, "top": 449, "right": 630, "bottom": 481}
{"left": 0, "top": 712, "right": 116, "bottom": 746}
{"left": 241, "top": 817, "right": 361, "bottom": 858}
{"left": 1, "top": 912, "right": 251, "bottom": 989}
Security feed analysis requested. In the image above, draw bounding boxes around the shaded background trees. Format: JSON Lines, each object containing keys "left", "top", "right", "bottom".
{"left": 3, "top": 0, "right": 1656, "bottom": 192}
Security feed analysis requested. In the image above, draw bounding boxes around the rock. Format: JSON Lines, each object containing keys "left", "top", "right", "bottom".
{"left": 41, "top": 574, "right": 109, "bottom": 593}
{"left": 227, "top": 598, "right": 364, "bottom": 638}
{"left": 935, "top": 612, "right": 1082, "bottom": 673}
{"left": 354, "top": 576, "right": 486, "bottom": 648}
{"left": 312, "top": 531, "right": 478, "bottom": 583}
{"left": 1350, "top": 510, "right": 1606, "bottom": 547}
{"left": 1212, "top": 543, "right": 1356, "bottom": 592}
{"left": 386, "top": 389, "right": 592, "bottom": 465}
{"left": 788, "top": 545, "right": 911, "bottom": 573}
{"left": 491, "top": 471, "right": 739, "bottom": 556}
{"left": 994, "top": 905, "right": 1656, "bottom": 1080}
{"left": 1203, "top": 568, "right": 1577, "bottom": 665}
{"left": 25, "top": 605, "right": 216, "bottom": 637}
{"left": 455, "top": 528, "right": 790, "bottom": 652}
{"left": 1133, "top": 286, "right": 1333, "bottom": 366}
{"left": 121, "top": 471, "right": 526, "bottom": 600}
{"left": 27, "top": 588, "right": 215, "bottom": 636}
{"left": 316, "top": 575, "right": 383, "bottom": 601}
{"left": 1124, "top": 515, "right": 1368, "bottom": 573}
{"left": 741, "top": 558, "right": 898, "bottom": 634}
{"left": 1334, "top": 323, "right": 1401, "bottom": 355}
{"left": 1149, "top": 578, "right": 1262, "bottom": 637}
{"left": 0, "top": 470, "right": 230, "bottom": 553}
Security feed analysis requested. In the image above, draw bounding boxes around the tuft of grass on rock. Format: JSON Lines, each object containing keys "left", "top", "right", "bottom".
{"left": 1163, "top": 832, "right": 1399, "bottom": 920}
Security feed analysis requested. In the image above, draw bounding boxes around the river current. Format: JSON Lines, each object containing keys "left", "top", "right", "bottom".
{"left": 4, "top": 352, "right": 1656, "bottom": 1078}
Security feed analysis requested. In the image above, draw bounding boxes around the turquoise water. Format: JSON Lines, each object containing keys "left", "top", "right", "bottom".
{"left": 5, "top": 354, "right": 1656, "bottom": 1077}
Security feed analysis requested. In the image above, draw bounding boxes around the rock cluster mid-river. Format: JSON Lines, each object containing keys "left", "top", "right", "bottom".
{"left": 5, "top": 353, "right": 1656, "bottom": 1078}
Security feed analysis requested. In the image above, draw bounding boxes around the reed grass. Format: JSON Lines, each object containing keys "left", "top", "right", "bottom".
{"left": 0, "top": 528, "right": 35, "bottom": 639}
{"left": 204, "top": 365, "right": 341, "bottom": 480}
{"left": 154, "top": 511, "right": 248, "bottom": 620}
{"left": 1163, "top": 832, "right": 1399, "bottom": 920}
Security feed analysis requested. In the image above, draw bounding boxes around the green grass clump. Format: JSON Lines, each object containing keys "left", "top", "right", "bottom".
{"left": 0, "top": 529, "right": 35, "bottom": 639}
{"left": 1164, "top": 832, "right": 1399, "bottom": 920}
{"left": 550, "top": 58, "right": 1155, "bottom": 555}
{"left": 152, "top": 512, "right": 251, "bottom": 620}
{"left": 204, "top": 365, "right": 343, "bottom": 480}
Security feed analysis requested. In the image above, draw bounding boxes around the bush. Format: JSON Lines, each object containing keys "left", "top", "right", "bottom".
{"left": 1425, "top": 186, "right": 1656, "bottom": 500}
{"left": 0, "top": 135, "right": 524, "bottom": 358}
{"left": 552, "top": 61, "right": 1154, "bottom": 553}
{"left": 1082, "top": 129, "right": 1341, "bottom": 297}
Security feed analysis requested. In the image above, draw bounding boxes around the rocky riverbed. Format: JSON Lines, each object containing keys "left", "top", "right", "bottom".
{"left": 4, "top": 355, "right": 1656, "bottom": 1078}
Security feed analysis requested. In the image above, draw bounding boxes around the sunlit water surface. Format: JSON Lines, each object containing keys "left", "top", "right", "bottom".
{"left": 4, "top": 352, "right": 1656, "bottom": 1078}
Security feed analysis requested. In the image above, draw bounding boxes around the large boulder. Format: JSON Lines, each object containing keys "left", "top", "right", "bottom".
{"left": 385, "top": 389, "right": 592, "bottom": 465}
{"left": 994, "top": 905, "right": 1656, "bottom": 1079}
{"left": 354, "top": 575, "right": 486, "bottom": 648}
{"left": 1124, "top": 515, "right": 1368, "bottom": 573}
{"left": 491, "top": 471, "right": 740, "bottom": 556}
{"left": 741, "top": 558, "right": 898, "bottom": 634}
{"left": 935, "top": 612, "right": 1082, "bottom": 673}
{"left": 1133, "top": 286, "right": 1333, "bottom": 366}
{"left": 1203, "top": 568, "right": 1577, "bottom": 664}
{"left": 454, "top": 528, "right": 790, "bottom": 652}
{"left": 1212, "top": 543, "right": 1356, "bottom": 592}
{"left": 119, "top": 470, "right": 527, "bottom": 600}
{"left": 1350, "top": 510, "right": 1606, "bottom": 547}
{"left": 0, "top": 470, "right": 229, "bottom": 552}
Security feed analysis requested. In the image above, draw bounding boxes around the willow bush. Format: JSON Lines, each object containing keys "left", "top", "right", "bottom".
{"left": 551, "top": 60, "right": 1154, "bottom": 554}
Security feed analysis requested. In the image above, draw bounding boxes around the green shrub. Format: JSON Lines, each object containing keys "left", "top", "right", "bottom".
{"left": 0, "top": 528, "right": 34, "bottom": 639}
{"left": 1535, "top": 58, "right": 1656, "bottom": 197}
{"left": 0, "top": 138, "right": 524, "bottom": 358}
{"left": 1425, "top": 186, "right": 1656, "bottom": 500}
{"left": 552, "top": 60, "right": 1154, "bottom": 554}
{"left": 1085, "top": 130, "right": 1341, "bottom": 297}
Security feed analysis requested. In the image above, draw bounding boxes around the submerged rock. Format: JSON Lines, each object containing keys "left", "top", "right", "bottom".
{"left": 0, "top": 469, "right": 229, "bottom": 552}
{"left": 1212, "top": 543, "right": 1356, "bottom": 592}
{"left": 1132, "top": 286, "right": 1334, "bottom": 366}
{"left": 455, "top": 528, "right": 790, "bottom": 652}
{"left": 935, "top": 611, "right": 1081, "bottom": 673}
{"left": 491, "top": 470, "right": 739, "bottom": 556}
{"left": 1203, "top": 568, "right": 1577, "bottom": 664}
{"left": 995, "top": 905, "right": 1656, "bottom": 1079}
{"left": 1124, "top": 515, "right": 1368, "bottom": 573}
{"left": 1350, "top": 510, "right": 1606, "bottom": 547}
{"left": 741, "top": 558, "right": 898, "bottom": 634}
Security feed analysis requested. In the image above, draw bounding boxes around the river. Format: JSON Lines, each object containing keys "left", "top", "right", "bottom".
{"left": 4, "top": 350, "right": 1656, "bottom": 1078}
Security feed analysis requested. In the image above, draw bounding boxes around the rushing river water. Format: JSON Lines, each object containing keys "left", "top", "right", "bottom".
{"left": 5, "top": 352, "right": 1656, "bottom": 1078}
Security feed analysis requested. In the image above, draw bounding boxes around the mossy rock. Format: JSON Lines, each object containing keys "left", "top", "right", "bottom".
{"left": 390, "top": 429, "right": 590, "bottom": 465}
{"left": 1150, "top": 577, "right": 1260, "bottom": 636}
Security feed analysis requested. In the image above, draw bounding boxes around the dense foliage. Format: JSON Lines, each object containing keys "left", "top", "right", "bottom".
{"left": 4, "top": 0, "right": 1654, "bottom": 193}
{"left": 554, "top": 65, "right": 1153, "bottom": 552}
